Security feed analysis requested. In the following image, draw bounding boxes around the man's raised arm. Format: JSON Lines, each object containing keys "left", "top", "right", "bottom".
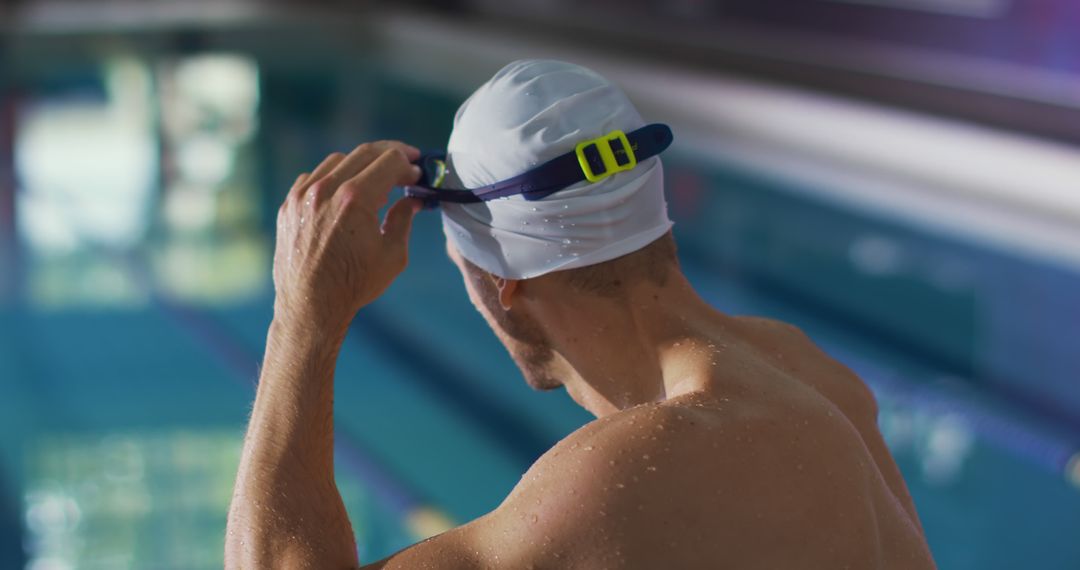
{"left": 223, "top": 140, "right": 670, "bottom": 570}
{"left": 225, "top": 141, "right": 423, "bottom": 569}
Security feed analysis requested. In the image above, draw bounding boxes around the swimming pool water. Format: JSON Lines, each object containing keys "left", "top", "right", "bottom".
{"left": 0, "top": 37, "right": 1077, "bottom": 569}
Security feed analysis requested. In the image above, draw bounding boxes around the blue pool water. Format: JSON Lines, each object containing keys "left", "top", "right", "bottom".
{"left": 0, "top": 43, "right": 1078, "bottom": 569}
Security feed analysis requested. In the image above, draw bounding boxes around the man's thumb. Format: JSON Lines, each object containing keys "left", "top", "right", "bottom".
{"left": 381, "top": 197, "right": 422, "bottom": 255}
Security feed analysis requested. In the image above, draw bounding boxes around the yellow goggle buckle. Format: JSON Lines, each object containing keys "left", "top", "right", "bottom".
{"left": 575, "top": 130, "right": 637, "bottom": 183}
{"left": 430, "top": 158, "right": 447, "bottom": 189}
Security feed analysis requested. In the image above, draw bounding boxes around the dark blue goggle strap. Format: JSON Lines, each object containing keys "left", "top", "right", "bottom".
{"left": 405, "top": 123, "right": 673, "bottom": 209}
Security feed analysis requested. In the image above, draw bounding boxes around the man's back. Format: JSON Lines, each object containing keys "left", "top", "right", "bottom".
{"left": 472, "top": 316, "right": 935, "bottom": 569}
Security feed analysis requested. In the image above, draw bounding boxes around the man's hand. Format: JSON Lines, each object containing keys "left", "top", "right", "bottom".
{"left": 226, "top": 141, "right": 423, "bottom": 569}
{"left": 273, "top": 141, "right": 423, "bottom": 337}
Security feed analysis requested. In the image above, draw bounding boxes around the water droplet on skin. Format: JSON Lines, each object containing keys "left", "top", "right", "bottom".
{"left": 646, "top": 466, "right": 657, "bottom": 471}
{"left": 559, "top": 224, "right": 566, "bottom": 229}
{"left": 543, "top": 218, "right": 550, "bottom": 223}
{"left": 615, "top": 483, "right": 625, "bottom": 489}
{"left": 531, "top": 207, "right": 538, "bottom": 212}
{"left": 562, "top": 238, "right": 571, "bottom": 245}
{"left": 642, "top": 454, "right": 650, "bottom": 460}
{"left": 583, "top": 445, "right": 595, "bottom": 451}
{"left": 522, "top": 221, "right": 529, "bottom": 226}
{"left": 563, "top": 204, "right": 569, "bottom": 209}
{"left": 530, "top": 514, "right": 539, "bottom": 524}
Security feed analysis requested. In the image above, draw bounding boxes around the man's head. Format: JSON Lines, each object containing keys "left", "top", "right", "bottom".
{"left": 446, "top": 231, "right": 679, "bottom": 391}
{"left": 440, "top": 59, "right": 677, "bottom": 393}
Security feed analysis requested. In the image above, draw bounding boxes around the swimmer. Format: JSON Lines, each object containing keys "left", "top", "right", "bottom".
{"left": 226, "top": 60, "right": 937, "bottom": 569}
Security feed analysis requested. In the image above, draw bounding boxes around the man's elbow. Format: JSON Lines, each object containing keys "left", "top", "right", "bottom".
{"left": 224, "top": 509, "right": 263, "bottom": 570}
{"left": 224, "top": 505, "right": 288, "bottom": 569}
{"left": 225, "top": 510, "right": 359, "bottom": 570}
{"left": 225, "top": 526, "right": 316, "bottom": 570}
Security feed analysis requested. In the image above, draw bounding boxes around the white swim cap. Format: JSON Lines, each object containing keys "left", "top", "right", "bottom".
{"left": 441, "top": 59, "right": 673, "bottom": 280}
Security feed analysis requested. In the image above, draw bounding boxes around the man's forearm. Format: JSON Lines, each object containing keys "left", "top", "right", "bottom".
{"left": 225, "top": 140, "right": 422, "bottom": 568}
{"left": 225, "top": 317, "right": 359, "bottom": 569}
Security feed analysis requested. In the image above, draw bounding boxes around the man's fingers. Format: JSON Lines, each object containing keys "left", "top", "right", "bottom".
{"left": 381, "top": 197, "right": 423, "bottom": 265}
{"left": 320, "top": 141, "right": 420, "bottom": 199}
{"left": 290, "top": 153, "right": 345, "bottom": 202}
{"left": 381, "top": 196, "right": 422, "bottom": 238}
{"left": 309, "top": 152, "right": 347, "bottom": 182}
{"left": 288, "top": 141, "right": 419, "bottom": 207}
{"left": 280, "top": 173, "right": 311, "bottom": 218}
{"left": 337, "top": 147, "right": 423, "bottom": 213}
{"left": 397, "top": 142, "right": 422, "bottom": 163}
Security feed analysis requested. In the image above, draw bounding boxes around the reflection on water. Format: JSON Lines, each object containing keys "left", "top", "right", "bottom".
{"left": 14, "top": 52, "right": 266, "bottom": 309}
{"left": 7, "top": 49, "right": 275, "bottom": 569}
{"left": 154, "top": 54, "right": 266, "bottom": 303}
{"left": 16, "top": 57, "right": 156, "bottom": 258}
{"left": 15, "top": 56, "right": 156, "bottom": 309}
{"left": 24, "top": 431, "right": 241, "bottom": 570}
{"left": 2, "top": 28, "right": 1079, "bottom": 570}
{"left": 881, "top": 406, "right": 975, "bottom": 487}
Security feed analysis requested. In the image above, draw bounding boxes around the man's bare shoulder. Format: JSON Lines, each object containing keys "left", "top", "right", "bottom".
{"left": 494, "top": 399, "right": 856, "bottom": 568}
{"left": 413, "top": 394, "right": 931, "bottom": 570}
{"left": 531, "top": 397, "right": 813, "bottom": 495}
{"left": 731, "top": 315, "right": 880, "bottom": 421}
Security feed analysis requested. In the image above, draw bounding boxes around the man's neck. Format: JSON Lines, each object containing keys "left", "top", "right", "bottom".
{"left": 538, "top": 274, "right": 729, "bottom": 417}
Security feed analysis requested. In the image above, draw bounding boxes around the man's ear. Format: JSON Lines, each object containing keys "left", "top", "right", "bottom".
{"left": 493, "top": 277, "right": 520, "bottom": 311}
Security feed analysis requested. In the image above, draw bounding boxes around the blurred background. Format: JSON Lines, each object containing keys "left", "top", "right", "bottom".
{"left": 1, "top": 0, "right": 1079, "bottom": 568}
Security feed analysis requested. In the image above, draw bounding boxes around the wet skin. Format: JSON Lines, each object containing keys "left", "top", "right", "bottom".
{"left": 225, "top": 142, "right": 937, "bottom": 569}
{"left": 363, "top": 317, "right": 937, "bottom": 569}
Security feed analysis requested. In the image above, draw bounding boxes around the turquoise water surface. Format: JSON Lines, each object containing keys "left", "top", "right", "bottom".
{"left": 0, "top": 32, "right": 1078, "bottom": 569}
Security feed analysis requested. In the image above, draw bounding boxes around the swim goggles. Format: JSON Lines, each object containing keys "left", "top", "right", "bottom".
{"left": 404, "top": 123, "right": 674, "bottom": 209}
